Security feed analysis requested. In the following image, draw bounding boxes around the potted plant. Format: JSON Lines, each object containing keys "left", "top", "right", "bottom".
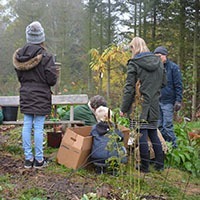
{"left": 2, "top": 106, "right": 18, "bottom": 121}
{"left": 46, "top": 105, "right": 68, "bottom": 148}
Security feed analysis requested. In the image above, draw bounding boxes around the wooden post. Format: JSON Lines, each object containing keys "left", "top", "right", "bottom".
{"left": 54, "top": 62, "right": 61, "bottom": 95}
{"left": 53, "top": 62, "right": 61, "bottom": 132}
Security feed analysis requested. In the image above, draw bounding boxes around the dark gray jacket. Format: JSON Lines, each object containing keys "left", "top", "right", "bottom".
{"left": 121, "top": 52, "right": 166, "bottom": 123}
{"left": 13, "top": 44, "right": 57, "bottom": 115}
{"left": 90, "top": 121, "right": 127, "bottom": 163}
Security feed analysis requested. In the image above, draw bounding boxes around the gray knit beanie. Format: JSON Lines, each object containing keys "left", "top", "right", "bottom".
{"left": 26, "top": 21, "right": 45, "bottom": 44}
{"left": 154, "top": 46, "right": 168, "bottom": 55}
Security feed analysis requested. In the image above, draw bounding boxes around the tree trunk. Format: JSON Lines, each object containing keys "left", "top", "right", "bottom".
{"left": 139, "top": 0, "right": 142, "bottom": 37}
{"left": 134, "top": 1, "right": 137, "bottom": 36}
{"left": 99, "top": 0, "right": 103, "bottom": 95}
{"left": 178, "top": 0, "right": 186, "bottom": 68}
{"left": 143, "top": 0, "right": 147, "bottom": 40}
{"left": 191, "top": 0, "right": 199, "bottom": 120}
{"left": 88, "top": 0, "right": 93, "bottom": 94}
{"left": 106, "top": 0, "right": 111, "bottom": 100}
{"left": 151, "top": 0, "right": 157, "bottom": 49}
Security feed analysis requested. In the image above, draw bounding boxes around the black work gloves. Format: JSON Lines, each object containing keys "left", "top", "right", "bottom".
{"left": 174, "top": 101, "right": 181, "bottom": 112}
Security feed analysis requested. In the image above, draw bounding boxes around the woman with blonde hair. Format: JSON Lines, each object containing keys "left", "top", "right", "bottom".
{"left": 129, "top": 36, "right": 150, "bottom": 56}
{"left": 120, "top": 37, "right": 166, "bottom": 172}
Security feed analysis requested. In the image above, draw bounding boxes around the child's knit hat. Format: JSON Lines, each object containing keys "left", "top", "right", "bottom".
{"left": 26, "top": 21, "right": 45, "bottom": 44}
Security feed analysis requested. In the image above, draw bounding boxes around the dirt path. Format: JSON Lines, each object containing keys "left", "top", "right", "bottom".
{"left": 0, "top": 154, "right": 93, "bottom": 199}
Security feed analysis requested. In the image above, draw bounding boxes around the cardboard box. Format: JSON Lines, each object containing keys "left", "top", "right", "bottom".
{"left": 56, "top": 126, "right": 92, "bottom": 170}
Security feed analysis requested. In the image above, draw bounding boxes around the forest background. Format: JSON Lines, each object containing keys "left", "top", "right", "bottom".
{"left": 0, "top": 0, "right": 199, "bottom": 121}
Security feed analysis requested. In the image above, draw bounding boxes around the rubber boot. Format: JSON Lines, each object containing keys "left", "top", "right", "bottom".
{"left": 154, "top": 152, "right": 164, "bottom": 171}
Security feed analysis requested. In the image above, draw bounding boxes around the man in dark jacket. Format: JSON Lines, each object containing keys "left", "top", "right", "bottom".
{"left": 13, "top": 21, "right": 57, "bottom": 169}
{"left": 154, "top": 46, "right": 183, "bottom": 148}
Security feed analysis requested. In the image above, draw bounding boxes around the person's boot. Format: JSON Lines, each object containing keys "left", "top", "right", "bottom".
{"left": 136, "top": 153, "right": 150, "bottom": 173}
{"left": 154, "top": 152, "right": 164, "bottom": 171}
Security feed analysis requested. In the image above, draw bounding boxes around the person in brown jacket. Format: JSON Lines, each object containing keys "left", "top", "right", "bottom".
{"left": 13, "top": 21, "right": 57, "bottom": 169}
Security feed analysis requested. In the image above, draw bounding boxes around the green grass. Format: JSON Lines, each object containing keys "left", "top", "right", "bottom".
{"left": 4, "top": 145, "right": 23, "bottom": 155}
{"left": 18, "top": 187, "right": 47, "bottom": 200}
{"left": 0, "top": 174, "right": 16, "bottom": 199}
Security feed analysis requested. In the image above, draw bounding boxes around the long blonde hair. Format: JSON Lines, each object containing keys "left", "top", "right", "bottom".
{"left": 129, "top": 37, "right": 150, "bottom": 57}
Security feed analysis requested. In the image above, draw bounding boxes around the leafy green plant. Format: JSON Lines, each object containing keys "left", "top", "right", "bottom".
{"left": 165, "top": 122, "right": 200, "bottom": 177}
{"left": 187, "top": 120, "right": 200, "bottom": 130}
{"left": 113, "top": 108, "right": 129, "bottom": 127}
{"left": 56, "top": 105, "right": 70, "bottom": 119}
{"left": 47, "top": 105, "right": 70, "bottom": 121}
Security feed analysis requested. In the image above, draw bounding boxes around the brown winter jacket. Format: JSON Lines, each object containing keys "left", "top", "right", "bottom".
{"left": 13, "top": 44, "right": 57, "bottom": 115}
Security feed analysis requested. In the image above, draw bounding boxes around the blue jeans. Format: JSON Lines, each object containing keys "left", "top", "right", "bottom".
{"left": 158, "top": 103, "right": 177, "bottom": 147}
{"left": 22, "top": 114, "right": 46, "bottom": 161}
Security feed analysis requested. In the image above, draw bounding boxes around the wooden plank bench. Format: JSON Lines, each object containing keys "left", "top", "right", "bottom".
{"left": 0, "top": 94, "right": 88, "bottom": 127}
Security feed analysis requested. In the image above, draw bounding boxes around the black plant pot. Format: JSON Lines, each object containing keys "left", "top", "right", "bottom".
{"left": 47, "top": 131, "right": 63, "bottom": 148}
{"left": 2, "top": 106, "right": 18, "bottom": 121}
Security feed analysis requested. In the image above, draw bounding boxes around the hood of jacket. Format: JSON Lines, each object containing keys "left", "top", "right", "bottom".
{"left": 13, "top": 44, "right": 44, "bottom": 71}
{"left": 96, "top": 121, "right": 112, "bottom": 136}
{"left": 132, "top": 52, "right": 161, "bottom": 72}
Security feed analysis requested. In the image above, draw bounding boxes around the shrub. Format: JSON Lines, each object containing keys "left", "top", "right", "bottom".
{"left": 165, "top": 122, "right": 200, "bottom": 177}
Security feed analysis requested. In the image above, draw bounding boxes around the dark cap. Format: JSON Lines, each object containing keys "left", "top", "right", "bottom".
{"left": 154, "top": 46, "right": 168, "bottom": 55}
{"left": 89, "top": 95, "right": 107, "bottom": 109}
